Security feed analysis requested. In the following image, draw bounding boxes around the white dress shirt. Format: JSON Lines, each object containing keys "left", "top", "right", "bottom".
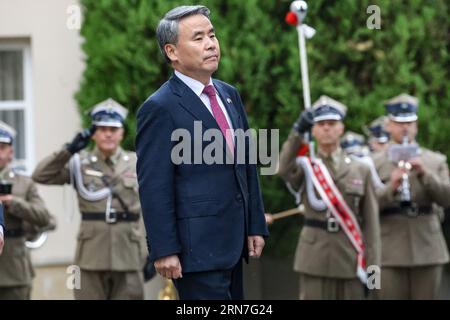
{"left": 174, "top": 70, "right": 234, "bottom": 138}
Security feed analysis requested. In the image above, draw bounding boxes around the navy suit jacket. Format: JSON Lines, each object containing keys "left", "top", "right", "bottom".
{"left": 136, "top": 74, "right": 268, "bottom": 273}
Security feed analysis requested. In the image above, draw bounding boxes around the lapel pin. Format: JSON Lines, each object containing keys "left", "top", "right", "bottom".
{"left": 226, "top": 98, "right": 232, "bottom": 104}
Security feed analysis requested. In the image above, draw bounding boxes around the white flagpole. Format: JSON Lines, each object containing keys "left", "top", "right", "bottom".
{"left": 297, "top": 24, "right": 311, "bottom": 110}
{"left": 290, "top": 0, "right": 315, "bottom": 159}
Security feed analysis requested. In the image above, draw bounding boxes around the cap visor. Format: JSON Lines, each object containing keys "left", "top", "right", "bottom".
{"left": 389, "top": 114, "right": 418, "bottom": 122}
{"left": 93, "top": 121, "right": 123, "bottom": 128}
{"left": 314, "top": 114, "right": 342, "bottom": 123}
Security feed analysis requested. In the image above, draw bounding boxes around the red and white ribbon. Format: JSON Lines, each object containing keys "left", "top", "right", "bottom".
{"left": 298, "top": 156, "right": 367, "bottom": 284}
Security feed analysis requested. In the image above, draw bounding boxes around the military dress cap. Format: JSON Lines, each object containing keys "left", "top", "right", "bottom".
{"left": 341, "top": 131, "right": 367, "bottom": 155}
{"left": 365, "top": 116, "right": 389, "bottom": 143}
{"left": 90, "top": 98, "right": 128, "bottom": 128}
{"left": 385, "top": 93, "right": 418, "bottom": 122}
{"left": 311, "top": 95, "right": 347, "bottom": 123}
{"left": 0, "top": 120, "right": 17, "bottom": 144}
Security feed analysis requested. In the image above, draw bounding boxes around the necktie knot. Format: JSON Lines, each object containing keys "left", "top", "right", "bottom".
{"left": 202, "top": 85, "right": 216, "bottom": 98}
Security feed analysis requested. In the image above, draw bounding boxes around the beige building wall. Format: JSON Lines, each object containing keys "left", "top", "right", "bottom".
{"left": 0, "top": 0, "right": 165, "bottom": 299}
{"left": 0, "top": 0, "right": 83, "bottom": 266}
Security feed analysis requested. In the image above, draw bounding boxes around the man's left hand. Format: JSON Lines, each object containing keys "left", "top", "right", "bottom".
{"left": 248, "top": 235, "right": 265, "bottom": 258}
{"left": 0, "top": 195, "right": 13, "bottom": 207}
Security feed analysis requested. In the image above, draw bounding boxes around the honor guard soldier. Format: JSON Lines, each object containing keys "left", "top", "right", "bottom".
{"left": 341, "top": 131, "right": 384, "bottom": 191}
{"left": 365, "top": 116, "right": 389, "bottom": 154}
{"left": 278, "top": 96, "right": 380, "bottom": 300}
{"left": 32, "top": 98, "right": 147, "bottom": 300}
{"left": 0, "top": 121, "right": 53, "bottom": 299}
{"left": 373, "top": 93, "right": 450, "bottom": 299}
{"left": 341, "top": 131, "right": 368, "bottom": 157}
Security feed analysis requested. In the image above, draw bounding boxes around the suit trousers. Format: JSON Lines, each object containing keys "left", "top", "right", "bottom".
{"left": 74, "top": 269, "right": 144, "bottom": 300}
{"left": 299, "top": 273, "right": 365, "bottom": 300}
{"left": 173, "top": 259, "right": 244, "bottom": 300}
{"left": 380, "top": 265, "right": 442, "bottom": 299}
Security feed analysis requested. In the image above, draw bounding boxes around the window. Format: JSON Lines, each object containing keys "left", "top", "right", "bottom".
{"left": 0, "top": 41, "right": 33, "bottom": 173}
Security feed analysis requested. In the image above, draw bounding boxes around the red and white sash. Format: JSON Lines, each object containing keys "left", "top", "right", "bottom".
{"left": 298, "top": 156, "right": 367, "bottom": 284}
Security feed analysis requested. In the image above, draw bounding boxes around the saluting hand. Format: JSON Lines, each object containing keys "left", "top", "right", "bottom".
{"left": 66, "top": 126, "right": 97, "bottom": 154}
{"left": 154, "top": 255, "right": 183, "bottom": 279}
{"left": 248, "top": 235, "right": 265, "bottom": 258}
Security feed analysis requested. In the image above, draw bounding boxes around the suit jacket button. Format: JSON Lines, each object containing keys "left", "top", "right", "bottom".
{"left": 236, "top": 193, "right": 243, "bottom": 202}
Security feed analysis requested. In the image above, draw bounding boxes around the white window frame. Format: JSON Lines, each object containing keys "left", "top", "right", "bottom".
{"left": 0, "top": 41, "right": 34, "bottom": 174}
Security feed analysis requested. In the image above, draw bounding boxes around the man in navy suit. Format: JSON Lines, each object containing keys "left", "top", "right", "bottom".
{"left": 136, "top": 5, "right": 269, "bottom": 299}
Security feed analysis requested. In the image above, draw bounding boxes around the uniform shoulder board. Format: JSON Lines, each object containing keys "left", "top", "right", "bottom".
{"left": 123, "top": 150, "right": 137, "bottom": 162}
{"left": 78, "top": 150, "right": 95, "bottom": 164}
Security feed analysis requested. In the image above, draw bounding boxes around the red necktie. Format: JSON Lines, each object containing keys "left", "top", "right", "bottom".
{"left": 203, "top": 85, "right": 234, "bottom": 155}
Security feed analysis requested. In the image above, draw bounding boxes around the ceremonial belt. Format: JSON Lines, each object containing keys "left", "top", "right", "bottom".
{"left": 381, "top": 205, "right": 432, "bottom": 217}
{"left": 297, "top": 156, "right": 367, "bottom": 284}
{"left": 81, "top": 212, "right": 139, "bottom": 223}
{"left": 304, "top": 218, "right": 340, "bottom": 233}
{"left": 4, "top": 228, "right": 24, "bottom": 238}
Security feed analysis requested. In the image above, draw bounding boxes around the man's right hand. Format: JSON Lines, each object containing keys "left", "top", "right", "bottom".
{"left": 66, "top": 126, "right": 97, "bottom": 154}
{"left": 154, "top": 255, "right": 183, "bottom": 279}
{"left": 293, "top": 110, "right": 314, "bottom": 134}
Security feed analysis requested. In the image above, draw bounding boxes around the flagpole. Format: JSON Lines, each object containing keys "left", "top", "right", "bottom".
{"left": 287, "top": 1, "right": 316, "bottom": 159}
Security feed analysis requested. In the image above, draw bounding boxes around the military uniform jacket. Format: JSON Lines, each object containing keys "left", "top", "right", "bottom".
{"left": 278, "top": 132, "right": 381, "bottom": 279}
{"left": 32, "top": 147, "right": 146, "bottom": 271}
{"left": 0, "top": 166, "right": 51, "bottom": 286}
{"left": 373, "top": 144, "right": 450, "bottom": 266}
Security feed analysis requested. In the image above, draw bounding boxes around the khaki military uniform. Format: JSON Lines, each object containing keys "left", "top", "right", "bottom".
{"left": 0, "top": 166, "right": 52, "bottom": 300}
{"left": 32, "top": 147, "right": 147, "bottom": 300}
{"left": 374, "top": 144, "right": 450, "bottom": 299}
{"left": 278, "top": 132, "right": 381, "bottom": 300}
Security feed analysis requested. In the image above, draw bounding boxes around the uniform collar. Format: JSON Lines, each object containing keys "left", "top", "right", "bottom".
{"left": 93, "top": 146, "right": 123, "bottom": 165}
{"left": 318, "top": 147, "right": 342, "bottom": 163}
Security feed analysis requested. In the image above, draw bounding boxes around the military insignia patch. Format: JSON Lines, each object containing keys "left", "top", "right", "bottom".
{"left": 350, "top": 178, "right": 363, "bottom": 186}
